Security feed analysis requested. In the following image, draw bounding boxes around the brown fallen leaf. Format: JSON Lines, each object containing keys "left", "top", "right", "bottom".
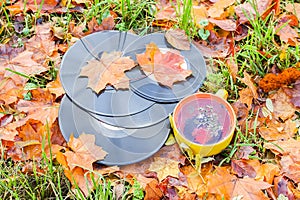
{"left": 280, "top": 155, "right": 300, "bottom": 183}
{"left": 80, "top": 51, "right": 135, "bottom": 93}
{"left": 5, "top": 51, "right": 48, "bottom": 85}
{"left": 264, "top": 138, "right": 300, "bottom": 156}
{"left": 208, "top": 18, "right": 237, "bottom": 31}
{"left": 239, "top": 88, "right": 254, "bottom": 110}
{"left": 165, "top": 29, "right": 190, "bottom": 50}
{"left": 207, "top": 167, "right": 272, "bottom": 199}
{"left": 270, "top": 88, "right": 296, "bottom": 121}
{"left": 136, "top": 42, "right": 192, "bottom": 88}
{"left": 192, "top": 5, "right": 208, "bottom": 26}
{"left": 46, "top": 72, "right": 65, "bottom": 99}
{"left": 240, "top": 71, "right": 258, "bottom": 99}
{"left": 64, "top": 133, "right": 107, "bottom": 171}
{"left": 14, "top": 119, "right": 63, "bottom": 160}
{"left": 180, "top": 164, "right": 212, "bottom": 197}
{"left": 275, "top": 22, "right": 298, "bottom": 46}
{"left": 286, "top": 3, "right": 300, "bottom": 21}
{"left": 148, "top": 157, "right": 180, "bottom": 182}
{"left": 207, "top": 0, "right": 236, "bottom": 18}
{"left": 235, "top": 146, "right": 255, "bottom": 160}
{"left": 258, "top": 118, "right": 297, "bottom": 141}
{"left": 194, "top": 38, "right": 231, "bottom": 58}
{"left": 16, "top": 89, "right": 59, "bottom": 127}
{"left": 144, "top": 179, "right": 164, "bottom": 200}
{"left": 235, "top": 0, "right": 273, "bottom": 23}
{"left": 231, "top": 159, "right": 257, "bottom": 178}
{"left": 256, "top": 163, "right": 280, "bottom": 184}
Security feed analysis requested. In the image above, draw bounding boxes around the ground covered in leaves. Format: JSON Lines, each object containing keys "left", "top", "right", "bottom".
{"left": 0, "top": 0, "right": 300, "bottom": 199}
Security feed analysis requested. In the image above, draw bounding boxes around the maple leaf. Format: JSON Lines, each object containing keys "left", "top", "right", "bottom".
{"left": 207, "top": 0, "right": 236, "bottom": 18}
{"left": 231, "top": 159, "right": 257, "bottom": 178}
{"left": 258, "top": 118, "right": 297, "bottom": 141}
{"left": 165, "top": 29, "right": 190, "bottom": 50}
{"left": 270, "top": 88, "right": 295, "bottom": 121}
{"left": 16, "top": 89, "right": 59, "bottom": 127}
{"left": 286, "top": 3, "right": 300, "bottom": 21}
{"left": 239, "top": 88, "right": 254, "bottom": 110}
{"left": 256, "top": 163, "right": 280, "bottom": 184}
{"left": 136, "top": 42, "right": 192, "bottom": 88}
{"left": 180, "top": 164, "right": 213, "bottom": 197}
{"left": 144, "top": 179, "right": 164, "bottom": 200}
{"left": 264, "top": 138, "right": 300, "bottom": 162}
{"left": 80, "top": 51, "right": 135, "bottom": 93}
{"left": 241, "top": 71, "right": 258, "bottom": 99}
{"left": 46, "top": 73, "right": 65, "bottom": 99}
{"left": 15, "top": 120, "right": 62, "bottom": 160}
{"left": 235, "top": 0, "right": 273, "bottom": 23}
{"left": 64, "top": 166, "right": 94, "bottom": 197}
{"left": 207, "top": 167, "right": 272, "bottom": 199}
{"left": 193, "top": 5, "right": 207, "bottom": 25}
{"left": 208, "top": 18, "right": 237, "bottom": 31}
{"left": 4, "top": 51, "right": 48, "bottom": 85}
{"left": 280, "top": 155, "right": 300, "bottom": 183}
{"left": 194, "top": 38, "right": 230, "bottom": 58}
{"left": 275, "top": 22, "right": 298, "bottom": 46}
{"left": 235, "top": 146, "right": 256, "bottom": 159}
{"left": 148, "top": 157, "right": 180, "bottom": 182}
{"left": 64, "top": 133, "right": 107, "bottom": 171}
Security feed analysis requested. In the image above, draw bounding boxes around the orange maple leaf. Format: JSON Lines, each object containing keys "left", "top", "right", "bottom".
{"left": 207, "top": 167, "right": 272, "bottom": 199}
{"left": 64, "top": 133, "right": 107, "bottom": 171}
{"left": 16, "top": 89, "right": 59, "bottom": 127}
{"left": 80, "top": 51, "right": 135, "bottom": 93}
{"left": 136, "top": 42, "right": 192, "bottom": 88}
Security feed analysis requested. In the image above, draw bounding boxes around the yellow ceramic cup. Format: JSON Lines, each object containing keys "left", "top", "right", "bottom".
{"left": 169, "top": 93, "right": 236, "bottom": 157}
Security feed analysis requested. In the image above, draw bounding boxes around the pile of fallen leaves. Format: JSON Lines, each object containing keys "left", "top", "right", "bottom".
{"left": 1, "top": 0, "right": 300, "bottom": 199}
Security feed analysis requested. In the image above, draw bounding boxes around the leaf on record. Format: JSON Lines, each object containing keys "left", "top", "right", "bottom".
{"left": 80, "top": 51, "right": 135, "bottom": 93}
{"left": 64, "top": 133, "right": 107, "bottom": 171}
{"left": 136, "top": 42, "right": 192, "bottom": 88}
{"left": 165, "top": 29, "right": 190, "bottom": 50}
{"left": 207, "top": 167, "right": 272, "bottom": 199}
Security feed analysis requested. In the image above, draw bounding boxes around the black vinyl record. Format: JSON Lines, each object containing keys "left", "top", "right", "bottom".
{"left": 58, "top": 95, "right": 170, "bottom": 165}
{"left": 124, "top": 33, "right": 206, "bottom": 103}
{"left": 60, "top": 31, "right": 155, "bottom": 117}
{"left": 89, "top": 101, "right": 177, "bottom": 129}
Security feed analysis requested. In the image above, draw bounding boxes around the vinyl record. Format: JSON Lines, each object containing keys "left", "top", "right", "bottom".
{"left": 58, "top": 95, "right": 170, "bottom": 165}
{"left": 89, "top": 101, "right": 177, "bottom": 129}
{"left": 60, "top": 31, "right": 154, "bottom": 117}
{"left": 124, "top": 32, "right": 206, "bottom": 103}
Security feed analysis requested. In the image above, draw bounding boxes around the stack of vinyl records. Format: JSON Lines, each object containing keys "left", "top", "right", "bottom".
{"left": 58, "top": 31, "right": 206, "bottom": 165}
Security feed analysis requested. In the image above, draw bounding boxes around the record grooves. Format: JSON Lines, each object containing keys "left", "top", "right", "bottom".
{"left": 58, "top": 31, "right": 206, "bottom": 165}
